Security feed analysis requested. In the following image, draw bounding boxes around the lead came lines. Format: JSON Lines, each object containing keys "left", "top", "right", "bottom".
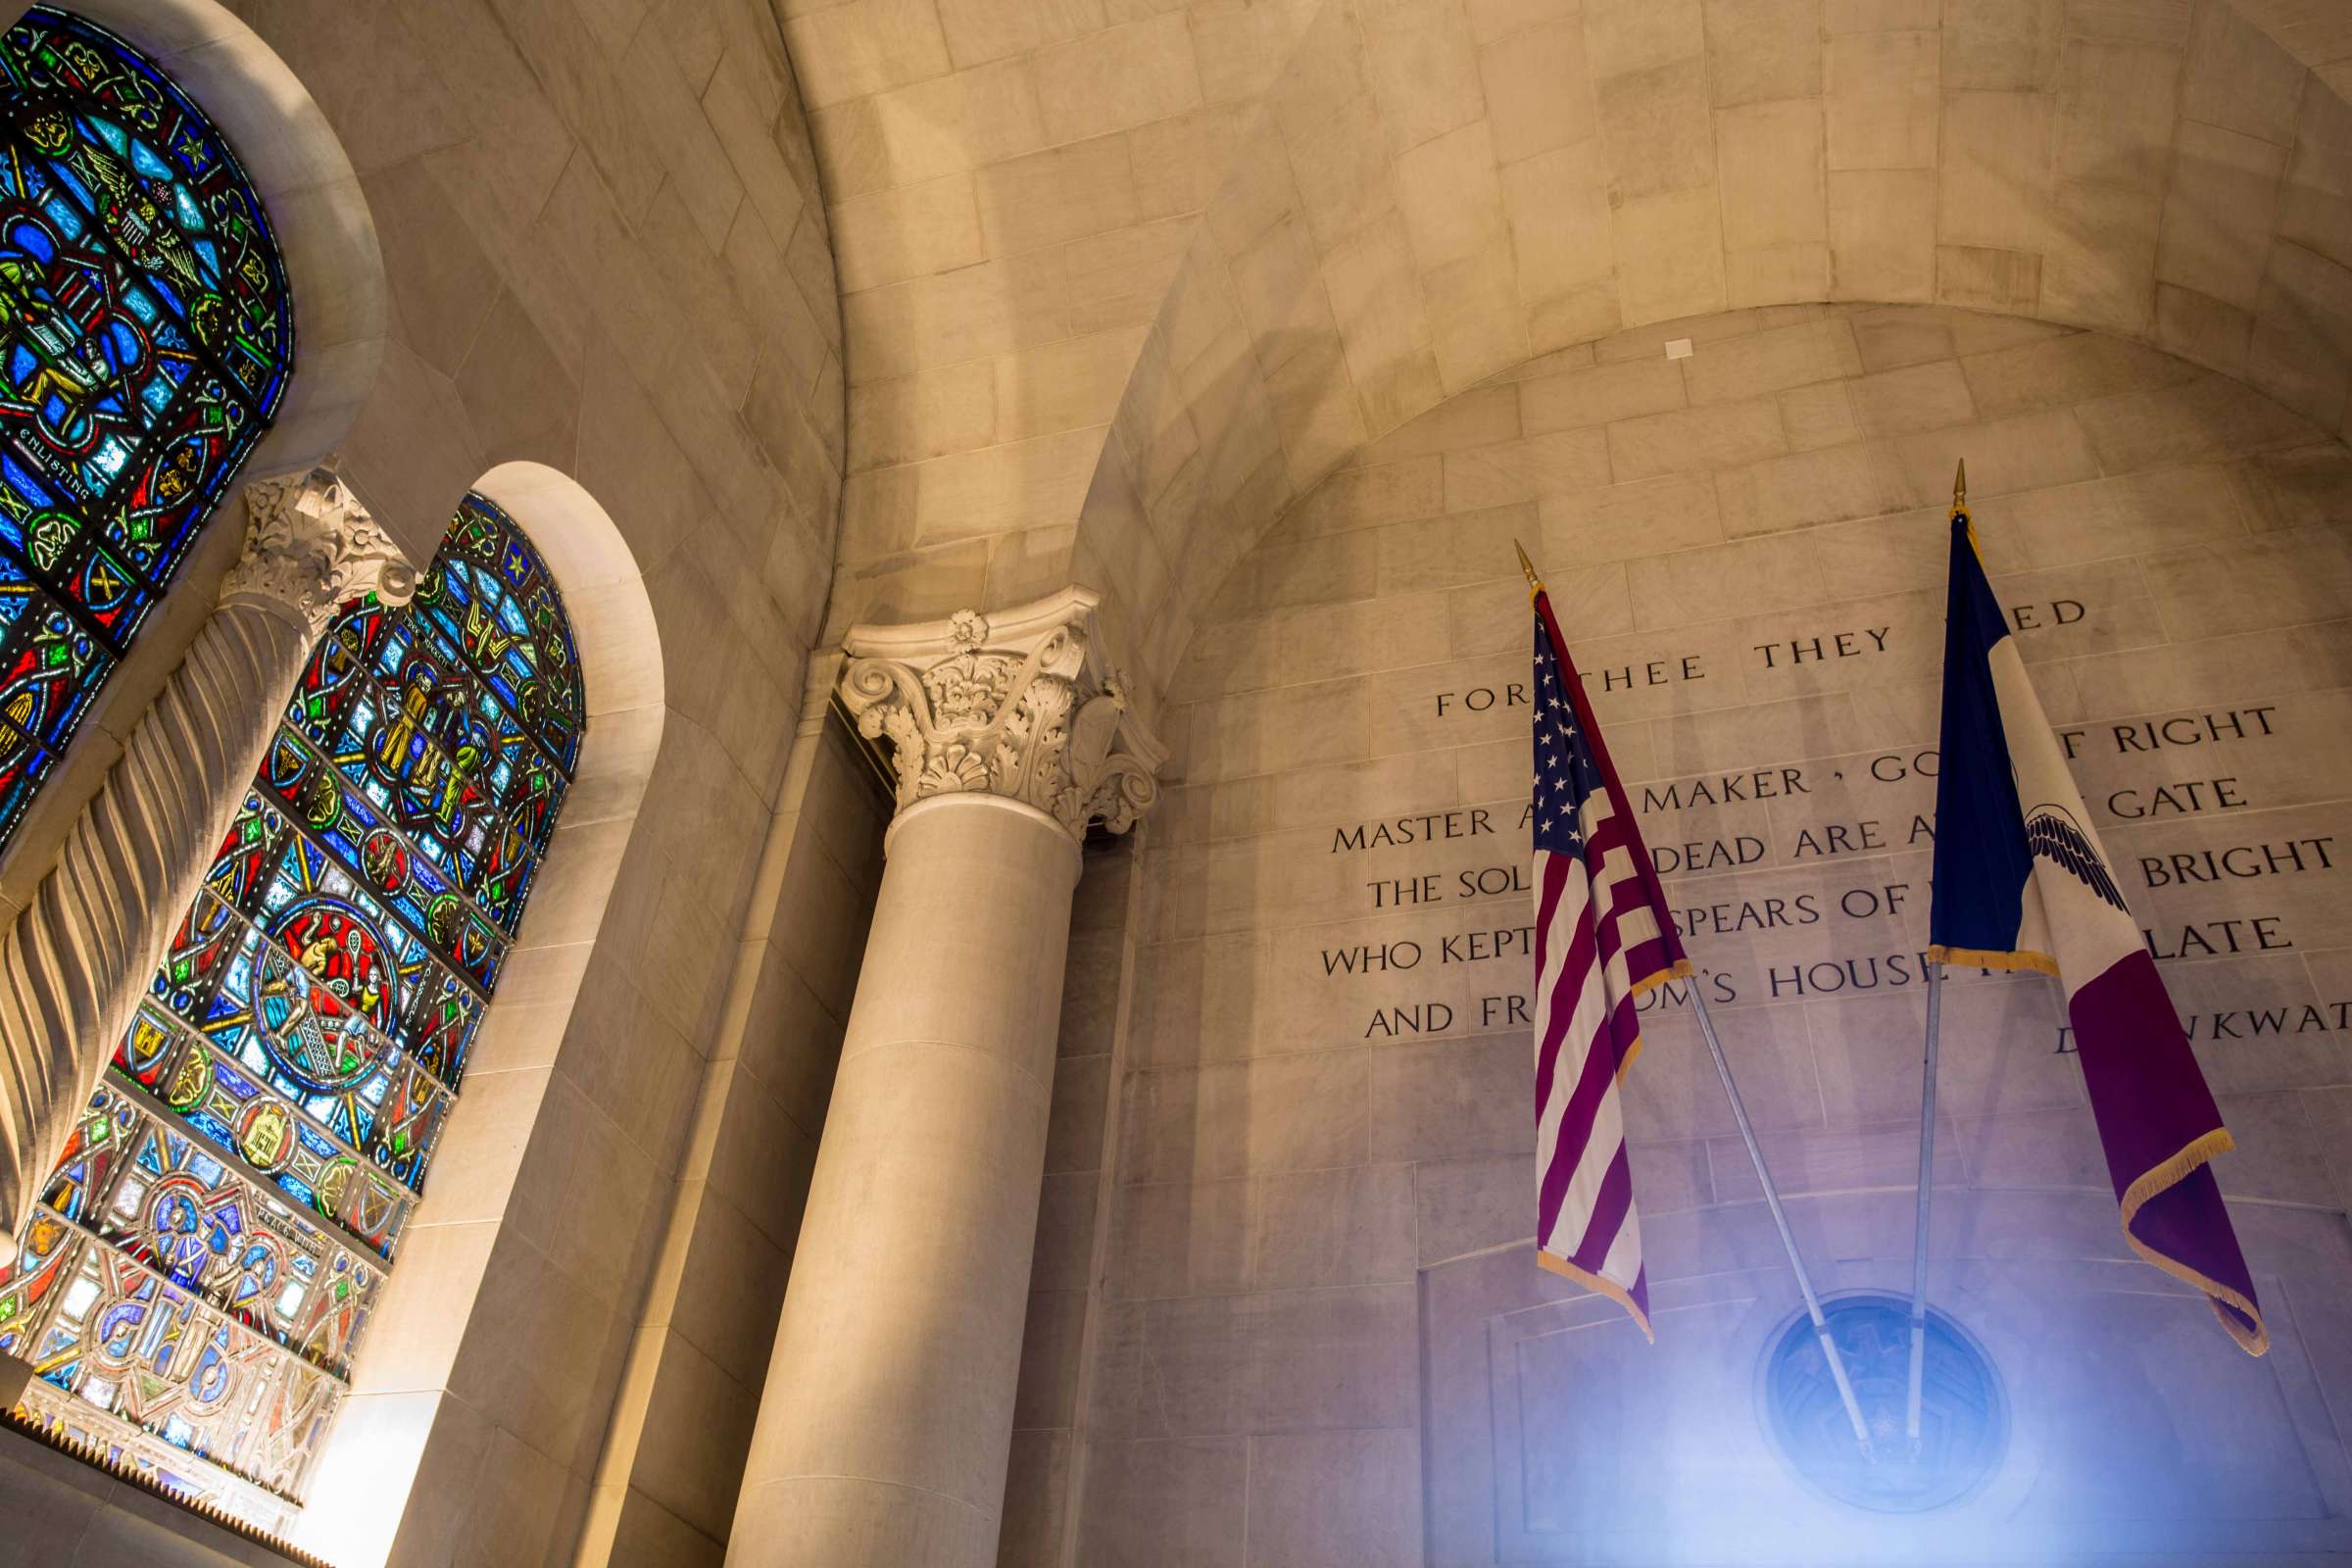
{"left": 6, "top": 493, "right": 585, "bottom": 1512}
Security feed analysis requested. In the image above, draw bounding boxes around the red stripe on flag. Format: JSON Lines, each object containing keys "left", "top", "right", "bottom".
{"left": 1537, "top": 974, "right": 1615, "bottom": 1247}
{"left": 1535, "top": 900, "right": 1602, "bottom": 1241}
{"left": 1531, "top": 856, "right": 1583, "bottom": 1108}
{"left": 1571, "top": 1142, "right": 1637, "bottom": 1276}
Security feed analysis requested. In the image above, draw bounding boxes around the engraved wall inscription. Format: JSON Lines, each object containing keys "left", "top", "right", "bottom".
{"left": 1097, "top": 308, "right": 2352, "bottom": 1567}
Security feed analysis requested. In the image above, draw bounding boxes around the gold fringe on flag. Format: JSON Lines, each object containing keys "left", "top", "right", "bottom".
{"left": 2118, "top": 1127, "right": 2270, "bottom": 1355}
{"left": 1538, "top": 1250, "right": 1656, "bottom": 1343}
{"left": 1925, "top": 943, "right": 2059, "bottom": 977}
{"left": 1613, "top": 958, "right": 1695, "bottom": 1084}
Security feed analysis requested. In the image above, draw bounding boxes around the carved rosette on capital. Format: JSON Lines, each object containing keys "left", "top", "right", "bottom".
{"left": 0, "top": 465, "right": 416, "bottom": 1265}
{"left": 837, "top": 587, "right": 1166, "bottom": 841}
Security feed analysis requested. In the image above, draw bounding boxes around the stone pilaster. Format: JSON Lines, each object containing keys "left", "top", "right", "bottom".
{"left": 729, "top": 587, "right": 1159, "bottom": 1568}
{"left": 0, "top": 465, "right": 413, "bottom": 1263}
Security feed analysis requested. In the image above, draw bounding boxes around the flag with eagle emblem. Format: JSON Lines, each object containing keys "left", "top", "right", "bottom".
{"left": 1928, "top": 509, "right": 2266, "bottom": 1354}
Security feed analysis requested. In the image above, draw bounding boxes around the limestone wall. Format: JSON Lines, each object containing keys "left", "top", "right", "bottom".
{"left": 799, "top": 0, "right": 1320, "bottom": 639}
{"left": 775, "top": 0, "right": 2352, "bottom": 737}
{"left": 1083, "top": 0, "right": 2352, "bottom": 713}
{"left": 578, "top": 710, "right": 889, "bottom": 1562}
{"left": 1003, "top": 836, "right": 1146, "bottom": 1565}
{"left": 0, "top": 1420, "right": 314, "bottom": 1566}
{"left": 1077, "top": 303, "right": 2352, "bottom": 1565}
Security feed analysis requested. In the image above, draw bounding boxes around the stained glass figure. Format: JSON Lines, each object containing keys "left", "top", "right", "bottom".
{"left": 2, "top": 494, "right": 582, "bottom": 1522}
{"left": 0, "top": 7, "right": 291, "bottom": 853}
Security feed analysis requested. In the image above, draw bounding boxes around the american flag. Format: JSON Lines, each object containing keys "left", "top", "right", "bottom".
{"left": 1530, "top": 585, "right": 1689, "bottom": 1340}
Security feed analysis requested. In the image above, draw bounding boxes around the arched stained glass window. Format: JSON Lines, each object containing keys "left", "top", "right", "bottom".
{"left": 0, "top": 5, "right": 291, "bottom": 848}
{"left": 0, "top": 496, "right": 582, "bottom": 1525}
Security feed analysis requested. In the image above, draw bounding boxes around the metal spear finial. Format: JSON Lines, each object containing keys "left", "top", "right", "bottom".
{"left": 1952, "top": 459, "right": 1967, "bottom": 514}
{"left": 1515, "top": 538, "right": 1544, "bottom": 600}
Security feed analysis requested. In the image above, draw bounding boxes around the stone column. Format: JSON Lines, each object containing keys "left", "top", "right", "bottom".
{"left": 0, "top": 465, "right": 414, "bottom": 1264}
{"left": 728, "top": 587, "right": 1161, "bottom": 1568}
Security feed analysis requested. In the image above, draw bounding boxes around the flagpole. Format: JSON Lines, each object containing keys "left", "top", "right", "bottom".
{"left": 1688, "top": 985, "right": 1877, "bottom": 1460}
{"left": 1906, "top": 461, "right": 1965, "bottom": 1451}
{"left": 1513, "top": 537, "right": 1875, "bottom": 1461}
{"left": 1907, "top": 960, "right": 1942, "bottom": 1447}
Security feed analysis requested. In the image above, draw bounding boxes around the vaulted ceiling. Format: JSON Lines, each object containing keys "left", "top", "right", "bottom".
{"left": 786, "top": 0, "right": 2352, "bottom": 717}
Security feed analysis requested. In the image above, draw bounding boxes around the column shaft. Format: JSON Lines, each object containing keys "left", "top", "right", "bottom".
{"left": 728, "top": 588, "right": 1159, "bottom": 1567}
{"left": 730, "top": 795, "right": 1079, "bottom": 1565}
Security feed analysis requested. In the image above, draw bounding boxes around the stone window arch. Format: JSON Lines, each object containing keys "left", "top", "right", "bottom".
{"left": 0, "top": 3, "right": 293, "bottom": 854}
{"left": 0, "top": 491, "right": 585, "bottom": 1527}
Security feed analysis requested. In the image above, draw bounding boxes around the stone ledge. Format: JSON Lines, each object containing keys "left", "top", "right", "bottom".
{"left": 0, "top": 1377, "right": 327, "bottom": 1568}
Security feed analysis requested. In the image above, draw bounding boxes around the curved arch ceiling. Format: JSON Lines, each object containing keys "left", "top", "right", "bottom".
{"left": 791, "top": 0, "right": 2352, "bottom": 715}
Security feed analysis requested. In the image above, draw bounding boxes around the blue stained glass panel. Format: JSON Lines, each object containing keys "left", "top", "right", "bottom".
{"left": 0, "top": 6, "right": 290, "bottom": 868}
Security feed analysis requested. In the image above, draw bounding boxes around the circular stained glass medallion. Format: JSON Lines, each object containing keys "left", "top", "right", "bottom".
{"left": 254, "top": 902, "right": 398, "bottom": 1093}
{"left": 273, "top": 902, "right": 398, "bottom": 1031}
{"left": 1758, "top": 1293, "right": 2007, "bottom": 1513}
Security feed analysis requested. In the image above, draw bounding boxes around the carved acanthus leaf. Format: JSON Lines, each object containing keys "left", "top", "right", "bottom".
{"left": 222, "top": 464, "right": 418, "bottom": 635}
{"left": 840, "top": 589, "right": 1164, "bottom": 840}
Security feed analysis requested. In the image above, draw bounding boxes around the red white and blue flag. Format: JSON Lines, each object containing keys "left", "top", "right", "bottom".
{"left": 1929, "top": 510, "right": 2266, "bottom": 1354}
{"left": 1530, "top": 580, "right": 1689, "bottom": 1340}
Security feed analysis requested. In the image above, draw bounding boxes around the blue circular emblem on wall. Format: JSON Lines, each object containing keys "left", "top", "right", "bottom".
{"left": 1759, "top": 1293, "right": 2008, "bottom": 1513}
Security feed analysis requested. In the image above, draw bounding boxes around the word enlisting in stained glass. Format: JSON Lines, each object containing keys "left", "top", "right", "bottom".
{"left": 0, "top": 6, "right": 292, "bottom": 848}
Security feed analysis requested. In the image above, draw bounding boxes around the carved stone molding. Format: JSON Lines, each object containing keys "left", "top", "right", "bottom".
{"left": 0, "top": 465, "right": 417, "bottom": 1264}
{"left": 838, "top": 587, "right": 1165, "bottom": 840}
{"left": 223, "top": 464, "right": 417, "bottom": 632}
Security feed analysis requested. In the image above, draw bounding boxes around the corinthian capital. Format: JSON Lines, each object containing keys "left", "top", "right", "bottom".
{"left": 839, "top": 587, "right": 1165, "bottom": 839}
{"left": 220, "top": 463, "right": 418, "bottom": 634}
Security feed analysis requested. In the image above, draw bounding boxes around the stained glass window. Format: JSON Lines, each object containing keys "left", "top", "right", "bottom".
{"left": 0, "top": 6, "right": 291, "bottom": 851}
{"left": 0, "top": 496, "right": 583, "bottom": 1524}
